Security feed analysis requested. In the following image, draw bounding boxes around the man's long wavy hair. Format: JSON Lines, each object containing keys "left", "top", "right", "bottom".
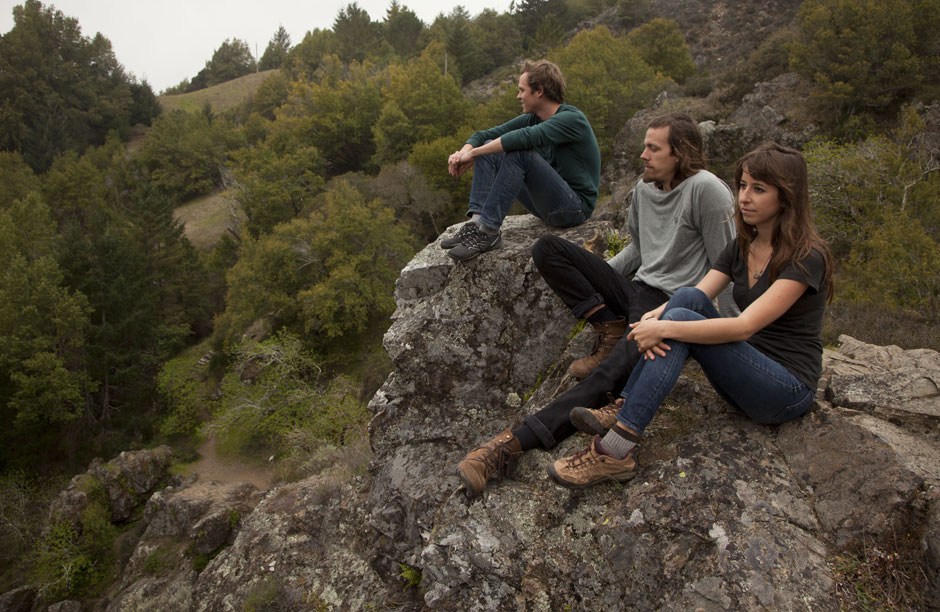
{"left": 521, "top": 59, "right": 566, "bottom": 104}
{"left": 647, "top": 113, "right": 706, "bottom": 184}
{"left": 733, "top": 142, "right": 833, "bottom": 302}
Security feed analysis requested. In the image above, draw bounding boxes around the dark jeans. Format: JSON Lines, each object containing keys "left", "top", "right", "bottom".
{"left": 524, "top": 235, "right": 668, "bottom": 449}
{"left": 468, "top": 142, "right": 586, "bottom": 230}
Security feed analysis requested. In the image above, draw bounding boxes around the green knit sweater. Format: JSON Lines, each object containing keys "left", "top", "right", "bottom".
{"left": 466, "top": 104, "right": 601, "bottom": 215}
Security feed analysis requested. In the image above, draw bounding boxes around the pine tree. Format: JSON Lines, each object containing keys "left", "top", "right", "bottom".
{"left": 0, "top": 0, "right": 157, "bottom": 171}
{"left": 333, "top": 3, "right": 379, "bottom": 63}
{"left": 383, "top": 1, "right": 425, "bottom": 60}
{"left": 0, "top": 194, "right": 92, "bottom": 465}
{"left": 259, "top": 25, "right": 292, "bottom": 71}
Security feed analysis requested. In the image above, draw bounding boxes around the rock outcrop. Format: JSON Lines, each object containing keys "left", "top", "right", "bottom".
{"left": 45, "top": 446, "right": 174, "bottom": 530}
{"left": 649, "top": 0, "right": 803, "bottom": 74}
{"left": 12, "top": 215, "right": 940, "bottom": 610}
{"left": 361, "top": 220, "right": 940, "bottom": 610}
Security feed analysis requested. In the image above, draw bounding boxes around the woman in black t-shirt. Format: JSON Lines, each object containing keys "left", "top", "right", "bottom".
{"left": 548, "top": 142, "right": 834, "bottom": 489}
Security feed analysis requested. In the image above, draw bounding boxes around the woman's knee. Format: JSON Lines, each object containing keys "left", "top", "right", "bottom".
{"left": 662, "top": 306, "right": 707, "bottom": 322}
{"left": 670, "top": 287, "right": 709, "bottom": 308}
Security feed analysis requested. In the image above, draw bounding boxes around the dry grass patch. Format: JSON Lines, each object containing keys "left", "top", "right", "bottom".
{"left": 829, "top": 527, "right": 929, "bottom": 611}
{"left": 159, "top": 70, "right": 278, "bottom": 114}
{"left": 174, "top": 190, "right": 244, "bottom": 250}
{"left": 823, "top": 301, "right": 940, "bottom": 352}
{"left": 273, "top": 426, "right": 372, "bottom": 488}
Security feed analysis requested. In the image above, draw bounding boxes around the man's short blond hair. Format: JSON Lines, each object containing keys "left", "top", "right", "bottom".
{"left": 521, "top": 59, "right": 566, "bottom": 103}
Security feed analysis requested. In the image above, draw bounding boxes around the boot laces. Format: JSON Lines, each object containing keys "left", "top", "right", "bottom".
{"left": 564, "top": 445, "right": 600, "bottom": 469}
{"left": 475, "top": 440, "right": 517, "bottom": 480}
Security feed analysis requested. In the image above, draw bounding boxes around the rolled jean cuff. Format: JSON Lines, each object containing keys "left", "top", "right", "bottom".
{"left": 614, "top": 413, "right": 648, "bottom": 438}
{"left": 571, "top": 292, "right": 606, "bottom": 319}
{"left": 522, "top": 414, "right": 557, "bottom": 450}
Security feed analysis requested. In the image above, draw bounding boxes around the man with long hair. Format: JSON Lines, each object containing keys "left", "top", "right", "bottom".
{"left": 456, "top": 113, "right": 735, "bottom": 496}
{"left": 444, "top": 59, "right": 601, "bottom": 261}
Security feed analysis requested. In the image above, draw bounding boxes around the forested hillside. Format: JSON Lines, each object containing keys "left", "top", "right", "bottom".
{"left": 1, "top": 0, "right": 938, "bottom": 603}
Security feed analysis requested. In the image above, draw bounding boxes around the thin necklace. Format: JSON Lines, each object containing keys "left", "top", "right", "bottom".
{"left": 750, "top": 246, "right": 773, "bottom": 279}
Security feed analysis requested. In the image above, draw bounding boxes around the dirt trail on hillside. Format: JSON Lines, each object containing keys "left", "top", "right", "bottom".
{"left": 185, "top": 435, "right": 274, "bottom": 491}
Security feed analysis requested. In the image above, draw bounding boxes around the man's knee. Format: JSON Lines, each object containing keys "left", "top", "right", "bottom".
{"left": 531, "top": 234, "right": 567, "bottom": 269}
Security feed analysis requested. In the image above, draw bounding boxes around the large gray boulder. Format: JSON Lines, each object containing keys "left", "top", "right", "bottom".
{"left": 13, "top": 214, "right": 940, "bottom": 611}
{"left": 45, "top": 446, "right": 174, "bottom": 529}
{"left": 366, "top": 215, "right": 612, "bottom": 573}
{"left": 105, "top": 478, "right": 262, "bottom": 611}
{"left": 361, "top": 219, "right": 940, "bottom": 610}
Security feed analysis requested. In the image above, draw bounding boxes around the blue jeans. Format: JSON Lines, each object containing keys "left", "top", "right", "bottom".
{"left": 616, "top": 287, "right": 813, "bottom": 436}
{"left": 468, "top": 144, "right": 586, "bottom": 230}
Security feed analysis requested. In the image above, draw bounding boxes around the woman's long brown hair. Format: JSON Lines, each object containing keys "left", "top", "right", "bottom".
{"left": 733, "top": 142, "right": 834, "bottom": 302}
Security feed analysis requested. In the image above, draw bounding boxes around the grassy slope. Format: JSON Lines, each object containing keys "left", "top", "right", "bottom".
{"left": 158, "top": 69, "right": 279, "bottom": 113}
{"left": 160, "top": 72, "right": 279, "bottom": 249}
{"left": 173, "top": 190, "right": 245, "bottom": 250}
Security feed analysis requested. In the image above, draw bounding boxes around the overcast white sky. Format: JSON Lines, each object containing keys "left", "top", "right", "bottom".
{"left": 0, "top": 0, "right": 512, "bottom": 92}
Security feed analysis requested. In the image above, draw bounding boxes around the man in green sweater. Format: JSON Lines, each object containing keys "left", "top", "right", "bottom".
{"left": 443, "top": 59, "right": 601, "bottom": 261}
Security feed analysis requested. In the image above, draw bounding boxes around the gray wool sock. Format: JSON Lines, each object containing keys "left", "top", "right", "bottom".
{"left": 470, "top": 213, "right": 481, "bottom": 224}
{"left": 599, "top": 425, "right": 637, "bottom": 460}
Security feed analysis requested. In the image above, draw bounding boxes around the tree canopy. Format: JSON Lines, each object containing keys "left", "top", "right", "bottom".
{"left": 0, "top": 0, "right": 159, "bottom": 171}
{"left": 790, "top": 0, "right": 940, "bottom": 127}
{"left": 259, "top": 25, "right": 292, "bottom": 70}
{"left": 214, "top": 180, "right": 416, "bottom": 352}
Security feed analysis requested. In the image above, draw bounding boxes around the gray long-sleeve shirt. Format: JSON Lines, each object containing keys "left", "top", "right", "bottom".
{"left": 608, "top": 170, "right": 735, "bottom": 295}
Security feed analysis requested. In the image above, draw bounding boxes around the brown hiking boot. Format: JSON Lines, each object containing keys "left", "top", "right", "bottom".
{"left": 570, "top": 397, "right": 623, "bottom": 436}
{"left": 568, "top": 317, "right": 627, "bottom": 378}
{"left": 547, "top": 436, "right": 637, "bottom": 489}
{"left": 457, "top": 429, "right": 522, "bottom": 496}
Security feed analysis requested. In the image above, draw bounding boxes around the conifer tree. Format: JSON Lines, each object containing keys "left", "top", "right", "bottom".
{"left": 259, "top": 26, "right": 292, "bottom": 70}
{"left": 333, "top": 3, "right": 380, "bottom": 63}
{"left": 0, "top": 1, "right": 158, "bottom": 171}
{"left": 383, "top": 1, "right": 425, "bottom": 60}
{"left": 0, "top": 194, "right": 91, "bottom": 465}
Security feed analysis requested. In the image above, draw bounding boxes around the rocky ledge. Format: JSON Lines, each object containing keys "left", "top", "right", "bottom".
{"left": 5, "top": 215, "right": 939, "bottom": 611}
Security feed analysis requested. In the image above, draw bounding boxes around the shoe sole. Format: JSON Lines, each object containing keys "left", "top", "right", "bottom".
{"left": 441, "top": 224, "right": 475, "bottom": 249}
{"left": 566, "top": 366, "right": 589, "bottom": 379}
{"left": 447, "top": 236, "right": 502, "bottom": 261}
{"left": 456, "top": 465, "right": 484, "bottom": 497}
{"left": 569, "top": 406, "right": 614, "bottom": 436}
{"left": 546, "top": 463, "right": 636, "bottom": 489}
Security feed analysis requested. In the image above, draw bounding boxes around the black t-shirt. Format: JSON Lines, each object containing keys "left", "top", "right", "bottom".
{"left": 714, "top": 239, "right": 828, "bottom": 390}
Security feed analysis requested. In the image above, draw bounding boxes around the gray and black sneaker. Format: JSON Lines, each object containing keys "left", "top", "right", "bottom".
{"left": 441, "top": 222, "right": 477, "bottom": 249}
{"left": 448, "top": 224, "right": 501, "bottom": 261}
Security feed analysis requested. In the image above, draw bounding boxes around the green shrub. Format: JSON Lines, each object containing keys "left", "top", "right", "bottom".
{"left": 156, "top": 349, "right": 209, "bottom": 438}
{"left": 142, "top": 545, "right": 176, "bottom": 576}
{"left": 625, "top": 19, "right": 697, "bottom": 84}
{"left": 214, "top": 332, "right": 369, "bottom": 459}
{"left": 789, "top": 0, "right": 940, "bottom": 128}
{"left": 31, "top": 497, "right": 118, "bottom": 600}
{"left": 806, "top": 106, "right": 940, "bottom": 321}
{"left": 552, "top": 26, "right": 667, "bottom": 157}
{"left": 0, "top": 470, "right": 66, "bottom": 590}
